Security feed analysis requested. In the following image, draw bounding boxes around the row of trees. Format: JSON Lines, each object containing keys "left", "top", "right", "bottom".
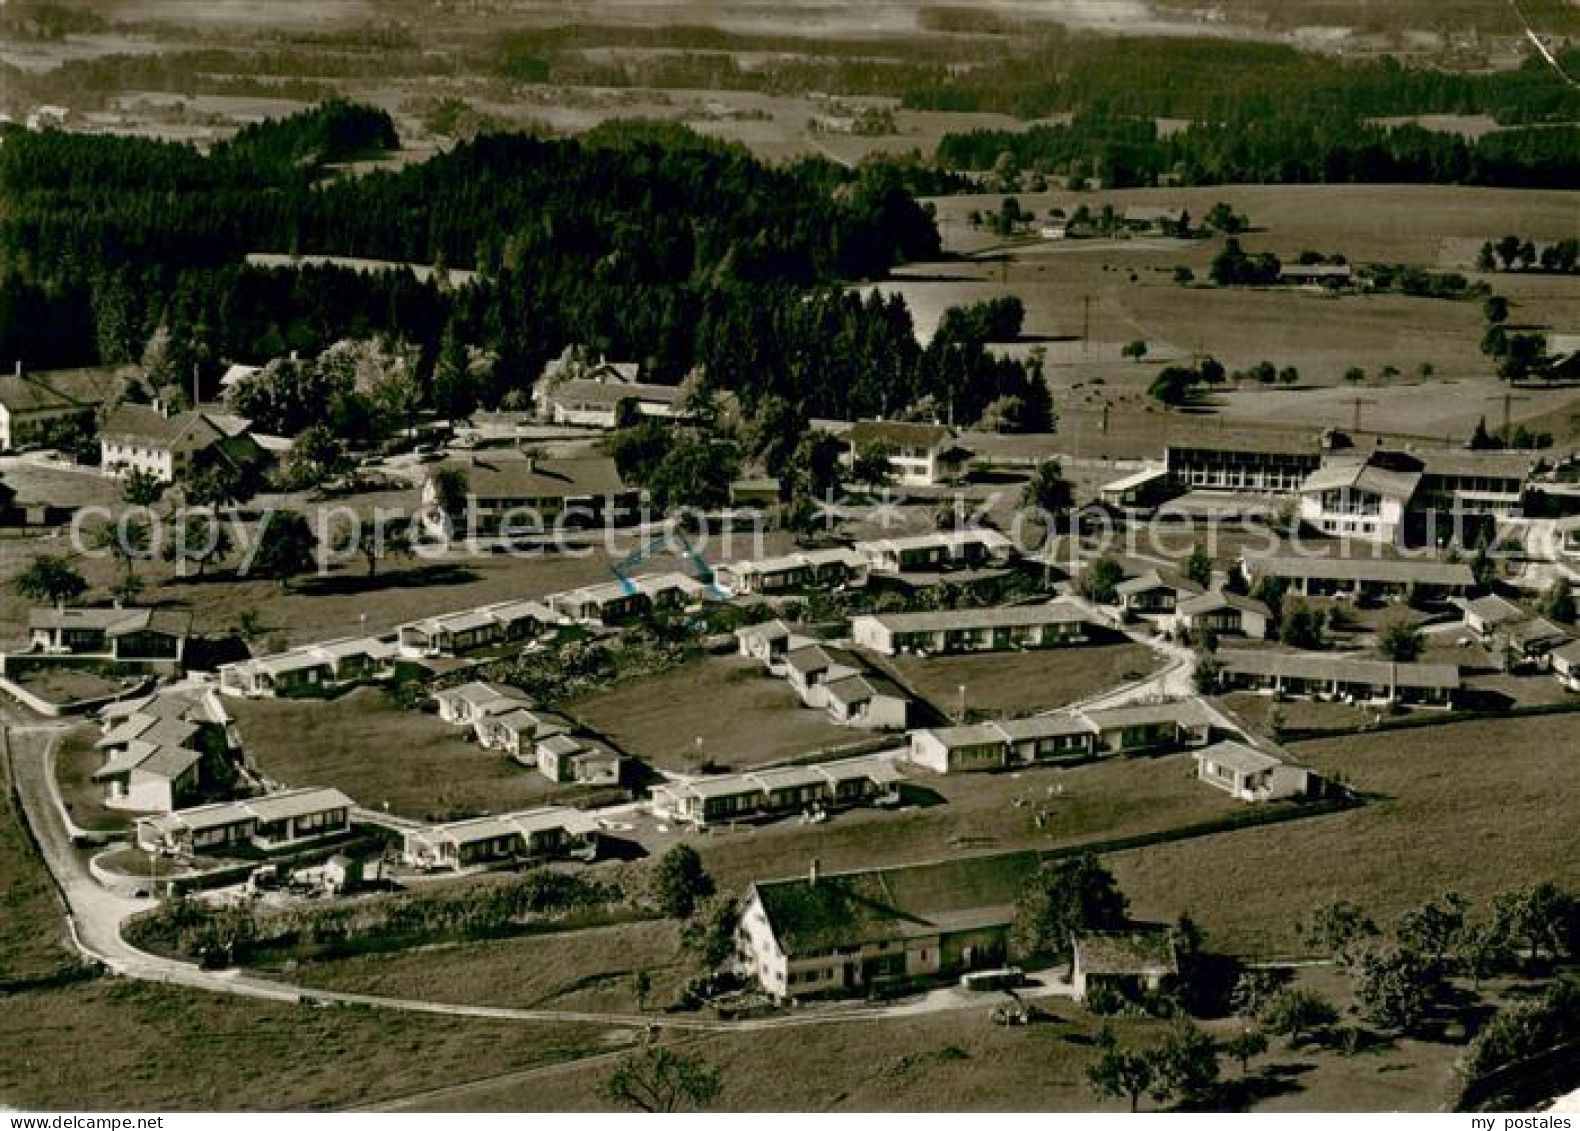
{"left": 936, "top": 111, "right": 1580, "bottom": 191}
{"left": 1477, "top": 235, "right": 1580, "bottom": 275}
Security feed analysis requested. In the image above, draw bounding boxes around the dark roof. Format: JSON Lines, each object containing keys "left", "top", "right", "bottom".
{"left": 1245, "top": 555, "right": 1474, "bottom": 587}
{"left": 849, "top": 420, "right": 953, "bottom": 451}
{"left": 753, "top": 851, "right": 1040, "bottom": 956}
{"left": 548, "top": 378, "right": 684, "bottom": 409}
{"left": 99, "top": 404, "right": 245, "bottom": 450}
{"left": 433, "top": 455, "right": 627, "bottom": 501}
{"left": 783, "top": 644, "right": 863, "bottom": 677}
{"left": 0, "top": 366, "right": 132, "bottom": 415}
{"left": 1176, "top": 591, "right": 1271, "bottom": 618}
{"left": 1073, "top": 929, "right": 1178, "bottom": 977}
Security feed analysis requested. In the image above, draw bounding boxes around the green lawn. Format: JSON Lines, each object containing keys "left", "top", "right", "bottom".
{"left": 567, "top": 655, "right": 858, "bottom": 773}
{"left": 288, "top": 918, "right": 689, "bottom": 1015}
{"left": 419, "top": 971, "right": 1462, "bottom": 1113}
{"left": 0, "top": 979, "right": 619, "bottom": 1111}
{"left": 0, "top": 735, "right": 77, "bottom": 983}
{"left": 683, "top": 750, "right": 1245, "bottom": 896}
{"left": 884, "top": 638, "right": 1162, "bottom": 719}
{"left": 1109, "top": 714, "right": 1580, "bottom": 957}
{"left": 231, "top": 687, "right": 572, "bottom": 821}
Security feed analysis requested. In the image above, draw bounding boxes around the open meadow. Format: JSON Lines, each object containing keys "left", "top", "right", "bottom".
{"left": 231, "top": 687, "right": 572, "bottom": 821}
{"left": 882, "top": 637, "right": 1162, "bottom": 719}
{"left": 566, "top": 654, "right": 858, "bottom": 773}
{"left": 1109, "top": 714, "right": 1580, "bottom": 957}
{"left": 0, "top": 977, "right": 620, "bottom": 1112}
{"left": 874, "top": 185, "right": 1580, "bottom": 456}
{"left": 410, "top": 976, "right": 1464, "bottom": 1113}
{"left": 0, "top": 735, "right": 78, "bottom": 983}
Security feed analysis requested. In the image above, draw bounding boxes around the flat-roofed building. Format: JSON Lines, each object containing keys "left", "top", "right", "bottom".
{"left": 136, "top": 787, "right": 354, "bottom": 856}
{"left": 401, "top": 807, "right": 600, "bottom": 871}
{"left": 863, "top": 529, "right": 1014, "bottom": 574}
{"left": 1240, "top": 554, "right": 1475, "bottom": 602}
{"left": 649, "top": 754, "right": 902, "bottom": 828}
{"left": 850, "top": 600, "right": 1094, "bottom": 657}
{"left": 1217, "top": 648, "right": 1460, "bottom": 707}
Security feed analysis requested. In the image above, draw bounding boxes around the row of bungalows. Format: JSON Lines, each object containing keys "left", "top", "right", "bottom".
{"left": 396, "top": 598, "right": 559, "bottom": 658}
{"left": 1240, "top": 555, "right": 1475, "bottom": 603}
{"left": 781, "top": 644, "right": 912, "bottom": 729}
{"left": 93, "top": 685, "right": 238, "bottom": 812}
{"left": 23, "top": 606, "right": 193, "bottom": 674}
{"left": 1458, "top": 594, "right": 1573, "bottom": 670}
{"left": 863, "top": 529, "right": 1014, "bottom": 575}
{"left": 435, "top": 682, "right": 624, "bottom": 786}
{"left": 713, "top": 547, "right": 869, "bottom": 597}
{"left": 849, "top": 599, "right": 1096, "bottom": 657}
{"left": 549, "top": 572, "right": 716, "bottom": 624}
{"left": 136, "top": 787, "right": 354, "bottom": 857}
{"left": 650, "top": 753, "right": 904, "bottom": 828}
{"left": 1216, "top": 648, "right": 1460, "bottom": 707}
{"left": 400, "top": 806, "right": 601, "bottom": 871}
{"left": 907, "top": 698, "right": 1214, "bottom": 774}
{"left": 218, "top": 636, "right": 399, "bottom": 699}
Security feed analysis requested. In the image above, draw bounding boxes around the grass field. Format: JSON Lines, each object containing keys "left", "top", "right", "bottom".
{"left": 0, "top": 734, "right": 77, "bottom": 983}
{"left": 0, "top": 499, "right": 800, "bottom": 650}
{"left": 231, "top": 687, "right": 568, "bottom": 821}
{"left": 884, "top": 638, "right": 1162, "bottom": 718}
{"left": 566, "top": 655, "right": 857, "bottom": 773}
{"left": 0, "top": 978, "right": 620, "bottom": 1112}
{"left": 288, "top": 918, "right": 689, "bottom": 1015}
{"left": 1109, "top": 714, "right": 1580, "bottom": 957}
{"left": 889, "top": 184, "right": 1580, "bottom": 457}
{"left": 685, "top": 749, "right": 1244, "bottom": 894}
{"left": 418, "top": 977, "right": 1462, "bottom": 1113}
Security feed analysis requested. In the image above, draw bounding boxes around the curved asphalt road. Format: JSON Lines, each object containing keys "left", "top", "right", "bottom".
{"left": 2, "top": 706, "right": 1073, "bottom": 1035}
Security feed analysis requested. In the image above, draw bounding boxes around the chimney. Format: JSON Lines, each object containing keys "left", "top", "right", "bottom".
{"left": 808, "top": 858, "right": 820, "bottom": 886}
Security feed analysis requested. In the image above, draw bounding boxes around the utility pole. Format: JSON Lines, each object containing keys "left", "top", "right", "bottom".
{"left": 1486, "top": 390, "right": 1530, "bottom": 447}
{"left": 1082, "top": 294, "right": 1092, "bottom": 354}
{"left": 1348, "top": 395, "right": 1377, "bottom": 434}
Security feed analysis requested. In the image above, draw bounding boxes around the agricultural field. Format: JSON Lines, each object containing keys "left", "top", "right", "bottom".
{"left": 0, "top": 978, "right": 619, "bottom": 1112}
{"left": 882, "top": 637, "right": 1162, "bottom": 718}
{"left": 875, "top": 184, "right": 1580, "bottom": 459}
{"left": 1109, "top": 714, "right": 1580, "bottom": 957}
{"left": 566, "top": 655, "right": 858, "bottom": 774}
{"left": 231, "top": 687, "right": 572, "bottom": 821}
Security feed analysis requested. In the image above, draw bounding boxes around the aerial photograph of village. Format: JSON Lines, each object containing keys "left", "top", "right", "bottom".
{"left": 0, "top": 0, "right": 1577, "bottom": 1117}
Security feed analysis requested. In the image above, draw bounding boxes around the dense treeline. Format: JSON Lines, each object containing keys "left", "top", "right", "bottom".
{"left": 0, "top": 105, "right": 1053, "bottom": 432}
{"left": 14, "top": 24, "right": 1577, "bottom": 134}
{"left": 0, "top": 121, "right": 934, "bottom": 282}
{"left": 906, "top": 39, "right": 1580, "bottom": 124}
{"left": 937, "top": 111, "right": 1580, "bottom": 189}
